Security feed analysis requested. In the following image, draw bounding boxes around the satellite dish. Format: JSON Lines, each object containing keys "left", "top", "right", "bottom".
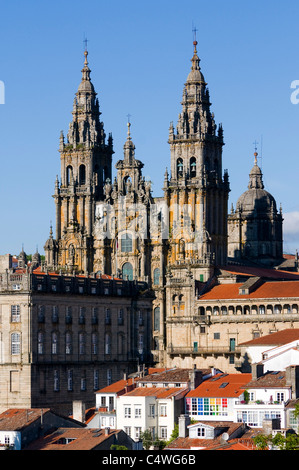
{"left": 222, "top": 432, "right": 229, "bottom": 442}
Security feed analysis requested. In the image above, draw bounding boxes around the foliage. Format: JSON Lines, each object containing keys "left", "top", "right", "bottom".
{"left": 253, "top": 432, "right": 299, "bottom": 450}
{"left": 140, "top": 430, "right": 154, "bottom": 450}
{"left": 110, "top": 444, "right": 128, "bottom": 450}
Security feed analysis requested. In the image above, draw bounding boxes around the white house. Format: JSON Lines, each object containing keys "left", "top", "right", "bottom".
{"left": 234, "top": 364, "right": 299, "bottom": 429}
{"left": 239, "top": 329, "right": 299, "bottom": 366}
{"left": 185, "top": 373, "right": 252, "bottom": 422}
{"left": 117, "top": 386, "right": 188, "bottom": 442}
{"left": 88, "top": 375, "right": 137, "bottom": 429}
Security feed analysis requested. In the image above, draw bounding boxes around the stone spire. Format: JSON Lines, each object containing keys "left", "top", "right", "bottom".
{"left": 66, "top": 49, "right": 106, "bottom": 148}
{"left": 248, "top": 151, "right": 264, "bottom": 190}
{"left": 170, "top": 39, "right": 221, "bottom": 145}
{"left": 123, "top": 121, "right": 136, "bottom": 164}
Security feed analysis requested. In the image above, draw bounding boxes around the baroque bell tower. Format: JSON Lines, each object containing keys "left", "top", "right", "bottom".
{"left": 165, "top": 38, "right": 230, "bottom": 281}
{"left": 44, "top": 48, "right": 113, "bottom": 273}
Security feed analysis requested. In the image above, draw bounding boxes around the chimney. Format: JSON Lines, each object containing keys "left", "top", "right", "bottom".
{"left": 105, "top": 427, "right": 110, "bottom": 435}
{"left": 178, "top": 414, "right": 190, "bottom": 438}
{"left": 189, "top": 364, "right": 203, "bottom": 390}
{"left": 251, "top": 363, "right": 264, "bottom": 381}
{"left": 285, "top": 365, "right": 299, "bottom": 399}
{"left": 72, "top": 400, "right": 86, "bottom": 423}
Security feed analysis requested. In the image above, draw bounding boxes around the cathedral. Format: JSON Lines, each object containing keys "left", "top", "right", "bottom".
{"left": 44, "top": 39, "right": 286, "bottom": 370}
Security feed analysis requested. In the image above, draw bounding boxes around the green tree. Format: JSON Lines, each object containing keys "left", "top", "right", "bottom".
{"left": 140, "top": 430, "right": 154, "bottom": 450}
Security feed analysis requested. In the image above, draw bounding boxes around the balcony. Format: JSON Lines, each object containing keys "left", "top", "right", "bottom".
{"left": 167, "top": 345, "right": 241, "bottom": 356}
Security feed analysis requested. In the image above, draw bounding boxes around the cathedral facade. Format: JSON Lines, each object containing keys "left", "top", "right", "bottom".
{"left": 44, "top": 41, "right": 285, "bottom": 371}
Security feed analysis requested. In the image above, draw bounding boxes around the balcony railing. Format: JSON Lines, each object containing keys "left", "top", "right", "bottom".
{"left": 167, "top": 345, "right": 241, "bottom": 355}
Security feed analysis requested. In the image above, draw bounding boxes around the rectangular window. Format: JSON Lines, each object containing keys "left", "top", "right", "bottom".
{"left": 160, "top": 404, "right": 167, "bottom": 417}
{"left": 160, "top": 427, "right": 167, "bottom": 439}
{"left": 197, "top": 427, "right": 205, "bottom": 437}
{"left": 67, "top": 369, "right": 73, "bottom": 391}
{"left": 124, "top": 407, "right": 131, "bottom": 419}
{"left": 276, "top": 392, "right": 285, "bottom": 403}
{"left": 121, "top": 234, "right": 133, "bottom": 253}
{"left": 54, "top": 370, "right": 60, "bottom": 391}
{"left": 11, "top": 333, "right": 20, "bottom": 354}
{"left": 11, "top": 305, "right": 20, "bottom": 322}
{"left": 94, "top": 370, "right": 99, "bottom": 391}
{"left": 135, "top": 427, "right": 141, "bottom": 440}
{"left": 149, "top": 404, "right": 155, "bottom": 418}
{"left": 135, "top": 406, "right": 142, "bottom": 419}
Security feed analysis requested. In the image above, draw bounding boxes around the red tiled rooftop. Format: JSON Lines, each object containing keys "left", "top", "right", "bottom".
{"left": 0, "top": 408, "right": 51, "bottom": 431}
{"left": 199, "top": 281, "right": 299, "bottom": 301}
{"left": 221, "top": 265, "right": 299, "bottom": 280}
{"left": 186, "top": 374, "right": 252, "bottom": 398}
{"left": 96, "top": 377, "right": 135, "bottom": 394}
{"left": 123, "top": 387, "right": 188, "bottom": 399}
{"left": 24, "top": 427, "right": 122, "bottom": 451}
{"left": 239, "top": 328, "right": 299, "bottom": 346}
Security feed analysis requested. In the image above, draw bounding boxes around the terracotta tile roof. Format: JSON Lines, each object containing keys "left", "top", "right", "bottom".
{"left": 123, "top": 387, "right": 188, "bottom": 399}
{"left": 0, "top": 408, "right": 51, "bottom": 431}
{"left": 166, "top": 423, "right": 253, "bottom": 450}
{"left": 239, "top": 329, "right": 299, "bottom": 346}
{"left": 221, "top": 265, "right": 299, "bottom": 280}
{"left": 96, "top": 377, "right": 136, "bottom": 395}
{"left": 186, "top": 374, "right": 252, "bottom": 398}
{"left": 199, "top": 281, "right": 299, "bottom": 301}
{"left": 206, "top": 439, "right": 256, "bottom": 450}
{"left": 243, "top": 371, "right": 287, "bottom": 389}
{"left": 166, "top": 437, "right": 209, "bottom": 449}
{"left": 24, "top": 427, "right": 122, "bottom": 451}
{"left": 135, "top": 368, "right": 211, "bottom": 384}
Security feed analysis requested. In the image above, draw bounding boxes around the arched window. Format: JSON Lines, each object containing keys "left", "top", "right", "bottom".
{"left": 79, "top": 164, "right": 86, "bottom": 185}
{"left": 153, "top": 268, "right": 160, "bottom": 285}
{"left": 177, "top": 158, "right": 183, "bottom": 178}
{"left": 190, "top": 157, "right": 196, "bottom": 177}
{"left": 122, "top": 262, "right": 133, "bottom": 281}
{"left": 66, "top": 165, "right": 73, "bottom": 185}
{"left": 121, "top": 233, "right": 132, "bottom": 253}
{"left": 154, "top": 307, "right": 160, "bottom": 331}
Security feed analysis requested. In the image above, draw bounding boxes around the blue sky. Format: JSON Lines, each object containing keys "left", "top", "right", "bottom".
{"left": 0, "top": 0, "right": 299, "bottom": 256}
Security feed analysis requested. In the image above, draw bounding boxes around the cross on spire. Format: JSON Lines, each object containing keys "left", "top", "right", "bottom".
{"left": 192, "top": 25, "right": 198, "bottom": 43}
{"left": 83, "top": 36, "right": 89, "bottom": 52}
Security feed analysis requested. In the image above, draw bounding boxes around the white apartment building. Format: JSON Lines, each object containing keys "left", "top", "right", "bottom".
{"left": 117, "top": 387, "right": 188, "bottom": 441}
